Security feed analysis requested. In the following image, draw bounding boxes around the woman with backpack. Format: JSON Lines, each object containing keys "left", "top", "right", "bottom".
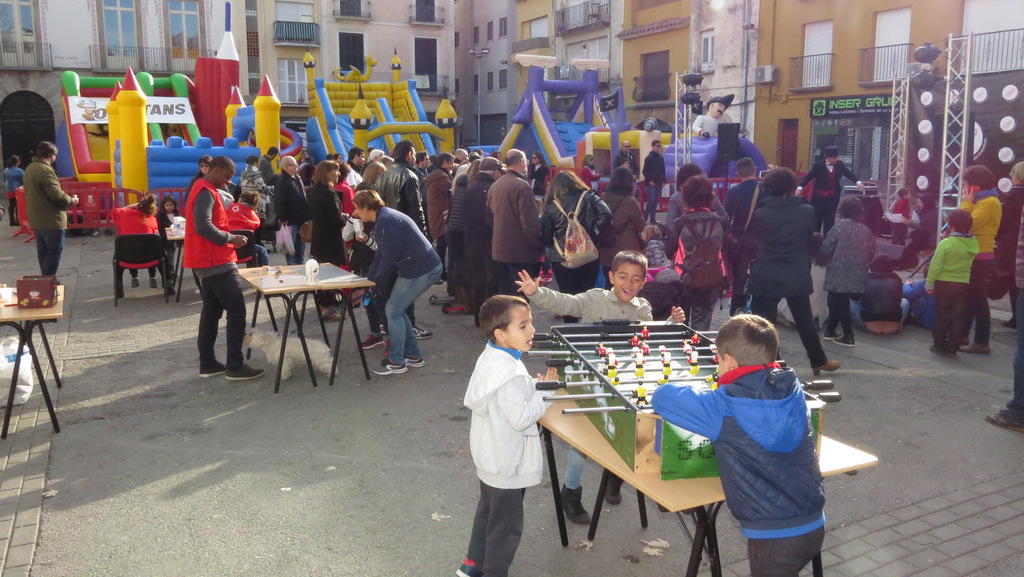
{"left": 540, "top": 171, "right": 612, "bottom": 322}
{"left": 599, "top": 167, "right": 644, "bottom": 270}
{"left": 665, "top": 175, "right": 725, "bottom": 331}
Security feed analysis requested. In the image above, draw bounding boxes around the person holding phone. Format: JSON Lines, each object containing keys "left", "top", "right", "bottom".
{"left": 23, "top": 141, "right": 79, "bottom": 276}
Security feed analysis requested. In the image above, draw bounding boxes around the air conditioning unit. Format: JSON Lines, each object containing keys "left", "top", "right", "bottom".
{"left": 753, "top": 65, "right": 775, "bottom": 84}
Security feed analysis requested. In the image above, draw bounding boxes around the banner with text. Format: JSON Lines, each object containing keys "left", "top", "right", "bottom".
{"left": 67, "top": 96, "right": 196, "bottom": 125}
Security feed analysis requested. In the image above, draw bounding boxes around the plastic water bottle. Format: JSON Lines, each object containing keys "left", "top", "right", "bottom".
{"left": 362, "top": 291, "right": 372, "bottom": 307}
{"left": 305, "top": 258, "right": 319, "bottom": 285}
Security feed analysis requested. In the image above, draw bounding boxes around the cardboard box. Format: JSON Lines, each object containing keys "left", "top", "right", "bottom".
{"left": 16, "top": 275, "right": 57, "bottom": 308}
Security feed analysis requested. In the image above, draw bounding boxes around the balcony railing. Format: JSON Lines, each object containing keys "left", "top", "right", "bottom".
{"left": 789, "top": 53, "right": 833, "bottom": 89}
{"left": 410, "top": 3, "right": 444, "bottom": 25}
{"left": 273, "top": 21, "right": 321, "bottom": 46}
{"left": 0, "top": 41, "right": 52, "bottom": 70}
{"left": 90, "top": 45, "right": 215, "bottom": 73}
{"left": 511, "top": 37, "right": 550, "bottom": 52}
{"left": 413, "top": 74, "right": 449, "bottom": 95}
{"left": 334, "top": 0, "right": 370, "bottom": 20}
{"left": 858, "top": 44, "right": 909, "bottom": 83}
{"left": 555, "top": 1, "right": 610, "bottom": 36}
{"left": 972, "top": 27, "right": 1024, "bottom": 74}
{"left": 632, "top": 73, "right": 671, "bottom": 103}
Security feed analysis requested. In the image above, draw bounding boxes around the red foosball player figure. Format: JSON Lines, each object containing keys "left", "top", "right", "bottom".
{"left": 640, "top": 325, "right": 650, "bottom": 339}
{"left": 631, "top": 334, "right": 641, "bottom": 347}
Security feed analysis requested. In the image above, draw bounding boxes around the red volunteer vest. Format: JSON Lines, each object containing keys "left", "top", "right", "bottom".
{"left": 184, "top": 179, "right": 237, "bottom": 268}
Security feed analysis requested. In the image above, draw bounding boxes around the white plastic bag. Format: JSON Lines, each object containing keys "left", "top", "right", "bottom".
{"left": 276, "top": 224, "right": 295, "bottom": 255}
{"left": 0, "top": 337, "right": 34, "bottom": 406}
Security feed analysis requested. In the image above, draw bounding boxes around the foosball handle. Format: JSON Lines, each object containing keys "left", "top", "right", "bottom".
{"left": 546, "top": 359, "right": 575, "bottom": 368}
{"left": 596, "top": 319, "right": 632, "bottom": 325}
{"left": 535, "top": 380, "right": 565, "bottom": 391}
{"left": 815, "top": 391, "right": 842, "bottom": 403}
{"left": 533, "top": 333, "right": 553, "bottom": 341}
{"left": 805, "top": 380, "right": 834, "bottom": 391}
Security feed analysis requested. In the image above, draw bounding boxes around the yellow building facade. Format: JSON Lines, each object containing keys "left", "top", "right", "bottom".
{"left": 619, "top": 0, "right": 691, "bottom": 127}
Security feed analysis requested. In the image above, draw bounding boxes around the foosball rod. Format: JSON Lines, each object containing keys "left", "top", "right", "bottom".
{"left": 562, "top": 406, "right": 631, "bottom": 415}
{"left": 536, "top": 336, "right": 719, "bottom": 350}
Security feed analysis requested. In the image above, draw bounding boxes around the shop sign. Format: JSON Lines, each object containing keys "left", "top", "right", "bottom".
{"left": 810, "top": 95, "right": 892, "bottom": 118}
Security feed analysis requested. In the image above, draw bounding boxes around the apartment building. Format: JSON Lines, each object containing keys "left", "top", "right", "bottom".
{"left": 618, "top": 0, "right": 689, "bottom": 128}
{"left": 453, "top": 0, "right": 516, "bottom": 147}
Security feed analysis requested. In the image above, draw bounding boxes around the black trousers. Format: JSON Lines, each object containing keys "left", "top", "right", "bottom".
{"left": 933, "top": 280, "right": 970, "bottom": 354}
{"left": 496, "top": 261, "right": 539, "bottom": 296}
{"left": 465, "top": 481, "right": 525, "bottom": 577}
{"left": 750, "top": 294, "right": 828, "bottom": 367}
{"left": 198, "top": 269, "right": 247, "bottom": 370}
{"left": 7, "top": 197, "right": 18, "bottom": 226}
{"left": 727, "top": 240, "right": 759, "bottom": 315}
{"left": 747, "top": 525, "right": 825, "bottom": 577}
{"left": 824, "top": 291, "right": 860, "bottom": 337}
{"left": 964, "top": 258, "right": 993, "bottom": 345}
{"left": 551, "top": 260, "right": 600, "bottom": 323}
{"left": 810, "top": 193, "right": 840, "bottom": 235}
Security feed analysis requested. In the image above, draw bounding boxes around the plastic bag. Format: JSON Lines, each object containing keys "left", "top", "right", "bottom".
{"left": 0, "top": 337, "right": 34, "bottom": 406}
{"left": 276, "top": 224, "right": 295, "bottom": 255}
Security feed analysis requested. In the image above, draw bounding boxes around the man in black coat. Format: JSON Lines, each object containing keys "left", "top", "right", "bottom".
{"left": 272, "top": 155, "right": 308, "bottom": 265}
{"left": 641, "top": 141, "right": 666, "bottom": 223}
{"left": 613, "top": 141, "right": 638, "bottom": 177}
{"left": 376, "top": 140, "right": 427, "bottom": 236}
{"left": 797, "top": 145, "right": 865, "bottom": 234}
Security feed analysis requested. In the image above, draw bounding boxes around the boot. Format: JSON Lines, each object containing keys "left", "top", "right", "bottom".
{"left": 560, "top": 485, "right": 591, "bottom": 525}
{"left": 604, "top": 475, "right": 624, "bottom": 505}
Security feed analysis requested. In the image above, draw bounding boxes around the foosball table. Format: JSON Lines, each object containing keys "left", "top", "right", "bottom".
{"left": 529, "top": 320, "right": 860, "bottom": 577}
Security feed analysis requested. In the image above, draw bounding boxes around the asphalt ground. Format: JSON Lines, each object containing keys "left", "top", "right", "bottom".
{"left": 0, "top": 227, "right": 1022, "bottom": 576}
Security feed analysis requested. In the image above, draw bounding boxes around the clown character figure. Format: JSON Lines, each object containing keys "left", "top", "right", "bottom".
{"left": 692, "top": 94, "right": 734, "bottom": 139}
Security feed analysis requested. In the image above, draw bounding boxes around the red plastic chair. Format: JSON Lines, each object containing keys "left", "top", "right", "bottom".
{"left": 113, "top": 234, "right": 170, "bottom": 306}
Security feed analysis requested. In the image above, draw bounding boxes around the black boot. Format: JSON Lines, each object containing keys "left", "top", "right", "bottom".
{"left": 560, "top": 485, "right": 590, "bottom": 525}
{"left": 604, "top": 475, "right": 624, "bottom": 505}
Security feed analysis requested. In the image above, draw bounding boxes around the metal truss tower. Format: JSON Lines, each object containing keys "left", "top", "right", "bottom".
{"left": 938, "top": 33, "right": 973, "bottom": 239}
{"left": 885, "top": 77, "right": 909, "bottom": 212}
{"left": 674, "top": 73, "right": 692, "bottom": 171}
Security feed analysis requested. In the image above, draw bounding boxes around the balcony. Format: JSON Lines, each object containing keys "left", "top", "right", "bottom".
{"left": 0, "top": 41, "right": 52, "bottom": 70}
{"left": 90, "top": 45, "right": 215, "bottom": 74}
{"left": 789, "top": 53, "right": 833, "bottom": 90}
{"left": 410, "top": 4, "right": 444, "bottom": 25}
{"left": 555, "top": 1, "right": 610, "bottom": 36}
{"left": 334, "top": 0, "right": 371, "bottom": 20}
{"left": 413, "top": 74, "right": 449, "bottom": 96}
{"left": 632, "top": 74, "right": 671, "bottom": 103}
{"left": 972, "top": 27, "right": 1024, "bottom": 74}
{"left": 511, "top": 37, "right": 550, "bottom": 52}
{"left": 273, "top": 21, "right": 321, "bottom": 46}
{"left": 858, "top": 44, "right": 909, "bottom": 84}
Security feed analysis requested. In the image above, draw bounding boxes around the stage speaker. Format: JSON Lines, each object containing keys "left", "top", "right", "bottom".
{"left": 717, "top": 123, "right": 740, "bottom": 161}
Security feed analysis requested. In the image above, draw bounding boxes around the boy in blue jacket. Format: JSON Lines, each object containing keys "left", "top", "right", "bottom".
{"left": 651, "top": 314, "right": 825, "bottom": 577}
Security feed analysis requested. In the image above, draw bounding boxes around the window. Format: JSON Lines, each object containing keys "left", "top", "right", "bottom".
{"left": 498, "top": 17, "right": 507, "bottom": 38}
{"left": 338, "top": 32, "right": 364, "bottom": 73}
{"left": 498, "top": 68, "right": 507, "bottom": 90}
{"left": 473, "top": 74, "right": 478, "bottom": 93}
{"left": 636, "top": 50, "right": 670, "bottom": 102}
{"left": 871, "top": 8, "right": 910, "bottom": 81}
{"left": 700, "top": 30, "right": 715, "bottom": 73}
{"left": 277, "top": 58, "right": 306, "bottom": 104}
{"left": 486, "top": 21, "right": 493, "bottom": 41}
{"left": 566, "top": 38, "right": 608, "bottom": 61}
{"left": 455, "top": 78, "right": 460, "bottom": 94}
{"left": 487, "top": 71, "right": 493, "bottom": 91}
{"left": 275, "top": 0, "right": 313, "bottom": 22}
{"left": 473, "top": 25, "right": 479, "bottom": 44}
{"left": 527, "top": 16, "right": 548, "bottom": 39}
{"left": 103, "top": 0, "right": 137, "bottom": 48}
{"left": 168, "top": 1, "right": 201, "bottom": 57}
{"left": 801, "top": 20, "right": 833, "bottom": 87}
{"left": 414, "top": 37, "right": 438, "bottom": 91}
{"left": 454, "top": 31, "right": 459, "bottom": 48}
{"left": 0, "top": 0, "right": 34, "bottom": 45}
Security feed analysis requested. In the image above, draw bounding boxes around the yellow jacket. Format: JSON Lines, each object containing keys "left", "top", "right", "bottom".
{"left": 962, "top": 193, "right": 1001, "bottom": 254}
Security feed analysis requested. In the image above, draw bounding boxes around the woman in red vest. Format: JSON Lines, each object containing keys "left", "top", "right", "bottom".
{"left": 113, "top": 193, "right": 160, "bottom": 289}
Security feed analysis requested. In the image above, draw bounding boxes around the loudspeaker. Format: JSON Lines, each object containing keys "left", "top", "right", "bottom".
{"left": 717, "top": 123, "right": 740, "bottom": 161}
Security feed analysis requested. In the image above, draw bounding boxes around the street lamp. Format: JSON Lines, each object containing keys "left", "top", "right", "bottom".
{"left": 469, "top": 47, "right": 490, "bottom": 146}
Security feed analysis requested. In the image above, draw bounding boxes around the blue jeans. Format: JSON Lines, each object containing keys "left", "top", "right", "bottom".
{"left": 254, "top": 243, "right": 269, "bottom": 266}
{"left": 1008, "top": 291, "right": 1024, "bottom": 421}
{"left": 564, "top": 446, "right": 586, "bottom": 489}
{"left": 385, "top": 263, "right": 442, "bottom": 364}
{"left": 285, "top": 225, "right": 306, "bottom": 265}
{"left": 35, "top": 229, "right": 65, "bottom": 276}
{"left": 645, "top": 183, "right": 661, "bottom": 223}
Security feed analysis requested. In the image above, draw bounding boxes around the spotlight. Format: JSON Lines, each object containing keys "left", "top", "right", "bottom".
{"left": 914, "top": 43, "right": 941, "bottom": 65}
{"left": 682, "top": 72, "right": 704, "bottom": 88}
{"left": 911, "top": 71, "right": 938, "bottom": 90}
{"left": 680, "top": 92, "right": 702, "bottom": 106}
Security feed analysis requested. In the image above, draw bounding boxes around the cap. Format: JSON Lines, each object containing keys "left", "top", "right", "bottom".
{"left": 480, "top": 157, "right": 505, "bottom": 173}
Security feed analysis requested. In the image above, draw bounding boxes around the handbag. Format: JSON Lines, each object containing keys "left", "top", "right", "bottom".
{"left": 552, "top": 193, "right": 599, "bottom": 269}
{"left": 298, "top": 220, "right": 313, "bottom": 244}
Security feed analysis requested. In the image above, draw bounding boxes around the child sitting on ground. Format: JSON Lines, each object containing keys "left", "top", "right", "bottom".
{"left": 515, "top": 250, "right": 685, "bottom": 525}
{"left": 112, "top": 193, "right": 160, "bottom": 289}
{"left": 456, "top": 295, "right": 556, "bottom": 577}
{"left": 651, "top": 314, "right": 826, "bottom": 576}
{"left": 926, "top": 208, "right": 979, "bottom": 358}
{"left": 227, "top": 190, "right": 269, "bottom": 266}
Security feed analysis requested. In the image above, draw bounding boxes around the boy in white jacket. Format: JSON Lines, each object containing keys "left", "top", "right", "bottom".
{"left": 457, "top": 295, "right": 555, "bottom": 577}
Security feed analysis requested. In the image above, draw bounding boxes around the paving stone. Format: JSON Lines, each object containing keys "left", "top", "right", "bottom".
{"left": 981, "top": 505, "right": 1018, "bottom": 523}
{"left": 1002, "top": 532, "right": 1024, "bottom": 550}
{"left": 904, "top": 549, "right": 951, "bottom": 570}
{"left": 975, "top": 491, "right": 1015, "bottom": 508}
{"left": 832, "top": 555, "right": 880, "bottom": 576}
{"left": 18, "top": 477, "right": 42, "bottom": 496}
{"left": 13, "top": 506, "right": 39, "bottom": 529}
{"left": 974, "top": 541, "right": 1017, "bottom": 563}
{"left": 918, "top": 509, "right": 960, "bottom": 528}
{"left": 3, "top": 543, "right": 32, "bottom": 568}
{"left": 869, "top": 560, "right": 914, "bottom": 577}
{"left": 915, "top": 496, "right": 956, "bottom": 513}
{"left": 3, "top": 565, "right": 31, "bottom": 577}
{"left": 860, "top": 527, "right": 903, "bottom": 548}
{"left": 8, "top": 525, "right": 34, "bottom": 548}
{"left": 892, "top": 518, "right": 932, "bottom": 537}
{"left": 890, "top": 504, "right": 926, "bottom": 522}
{"left": 940, "top": 553, "right": 987, "bottom": 574}
{"left": 945, "top": 488, "right": 983, "bottom": 505}
{"left": 830, "top": 538, "right": 874, "bottom": 561}
{"left": 971, "top": 480, "right": 1004, "bottom": 496}
{"left": 829, "top": 523, "right": 872, "bottom": 542}
{"left": 990, "top": 517, "right": 1024, "bottom": 537}
{"left": 865, "top": 543, "right": 909, "bottom": 565}
{"left": 964, "top": 527, "right": 1008, "bottom": 547}
{"left": 819, "top": 549, "right": 843, "bottom": 568}
{"left": 938, "top": 536, "right": 978, "bottom": 558}
{"left": 912, "top": 565, "right": 958, "bottom": 577}
{"left": 927, "top": 522, "right": 973, "bottom": 541}
{"left": 860, "top": 514, "right": 900, "bottom": 531}
{"left": 947, "top": 500, "right": 986, "bottom": 517}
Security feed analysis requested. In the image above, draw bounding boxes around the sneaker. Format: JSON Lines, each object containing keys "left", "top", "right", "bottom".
{"left": 822, "top": 328, "right": 837, "bottom": 341}
{"left": 131, "top": 277, "right": 140, "bottom": 288}
{"left": 360, "top": 334, "right": 385, "bottom": 349}
{"left": 373, "top": 358, "right": 408, "bottom": 375}
{"left": 605, "top": 475, "right": 624, "bottom": 505}
{"left": 414, "top": 326, "right": 433, "bottom": 339}
{"left": 1002, "top": 318, "right": 1017, "bottom": 328}
{"left": 199, "top": 362, "right": 226, "bottom": 378}
{"left": 985, "top": 409, "right": 1024, "bottom": 433}
{"left": 832, "top": 333, "right": 855, "bottom": 347}
{"left": 225, "top": 365, "right": 265, "bottom": 381}
{"left": 405, "top": 356, "right": 425, "bottom": 368}
{"left": 149, "top": 277, "right": 158, "bottom": 289}
{"left": 456, "top": 558, "right": 483, "bottom": 577}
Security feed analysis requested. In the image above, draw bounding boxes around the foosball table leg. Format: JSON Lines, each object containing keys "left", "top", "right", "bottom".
{"left": 540, "top": 427, "right": 569, "bottom": 547}
{"left": 637, "top": 491, "right": 648, "bottom": 528}
{"left": 587, "top": 469, "right": 611, "bottom": 541}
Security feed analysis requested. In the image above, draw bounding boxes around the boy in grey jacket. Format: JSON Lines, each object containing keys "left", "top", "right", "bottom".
{"left": 458, "top": 295, "right": 555, "bottom": 577}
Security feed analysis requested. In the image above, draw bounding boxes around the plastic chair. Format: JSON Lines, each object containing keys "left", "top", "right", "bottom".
{"left": 113, "top": 234, "right": 170, "bottom": 306}
{"left": 232, "top": 229, "right": 258, "bottom": 268}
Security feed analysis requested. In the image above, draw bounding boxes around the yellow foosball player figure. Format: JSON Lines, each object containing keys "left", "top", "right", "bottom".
{"left": 652, "top": 314, "right": 826, "bottom": 577}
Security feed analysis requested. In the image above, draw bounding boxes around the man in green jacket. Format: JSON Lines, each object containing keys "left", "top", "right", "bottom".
{"left": 24, "top": 142, "right": 78, "bottom": 276}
